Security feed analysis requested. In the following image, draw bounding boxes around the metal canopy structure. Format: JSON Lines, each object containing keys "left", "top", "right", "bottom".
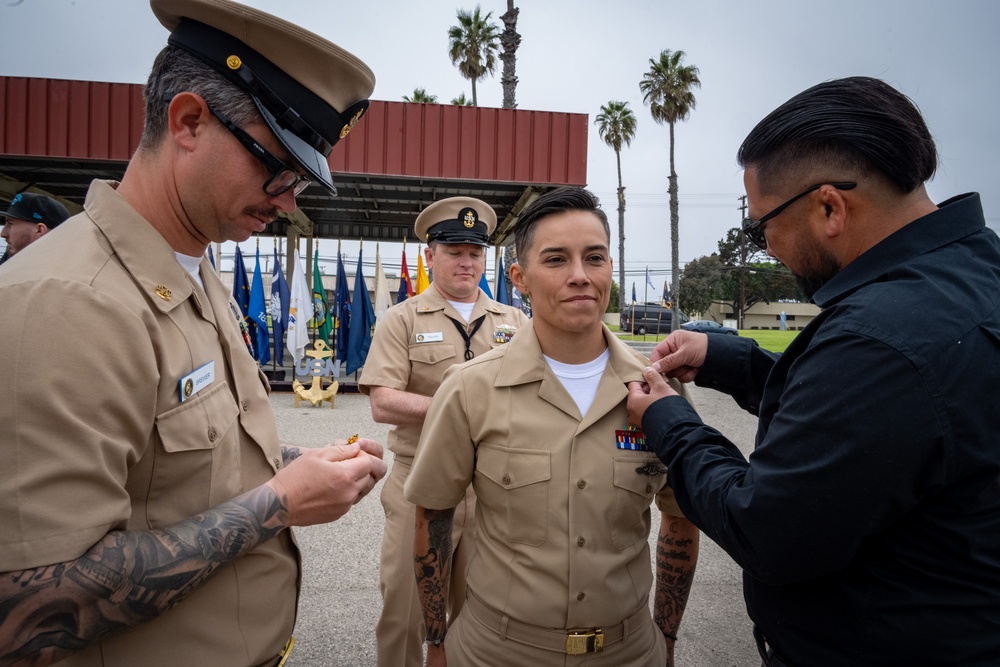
{"left": 0, "top": 76, "right": 589, "bottom": 246}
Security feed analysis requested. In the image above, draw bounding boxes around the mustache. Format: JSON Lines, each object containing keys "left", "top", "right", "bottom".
{"left": 244, "top": 206, "right": 278, "bottom": 221}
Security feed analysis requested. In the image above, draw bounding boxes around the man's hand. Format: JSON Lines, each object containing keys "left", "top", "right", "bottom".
{"left": 266, "top": 438, "right": 387, "bottom": 526}
{"left": 649, "top": 330, "right": 709, "bottom": 383}
{"left": 627, "top": 368, "right": 679, "bottom": 428}
{"left": 426, "top": 643, "right": 446, "bottom": 667}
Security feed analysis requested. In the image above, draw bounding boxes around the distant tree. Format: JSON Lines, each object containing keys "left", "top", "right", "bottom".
{"left": 679, "top": 254, "right": 731, "bottom": 317}
{"left": 499, "top": 1, "right": 521, "bottom": 108}
{"left": 448, "top": 6, "right": 501, "bottom": 107}
{"left": 607, "top": 280, "right": 621, "bottom": 313}
{"left": 595, "top": 100, "right": 637, "bottom": 315}
{"left": 403, "top": 87, "right": 438, "bottom": 103}
{"left": 451, "top": 92, "right": 474, "bottom": 106}
{"left": 640, "top": 49, "right": 701, "bottom": 331}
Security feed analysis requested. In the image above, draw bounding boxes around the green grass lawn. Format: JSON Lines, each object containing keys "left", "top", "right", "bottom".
{"left": 609, "top": 323, "right": 799, "bottom": 353}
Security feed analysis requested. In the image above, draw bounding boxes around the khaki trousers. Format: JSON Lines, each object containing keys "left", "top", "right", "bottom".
{"left": 376, "top": 458, "right": 476, "bottom": 667}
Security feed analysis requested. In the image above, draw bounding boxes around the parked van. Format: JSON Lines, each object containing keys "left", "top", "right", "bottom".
{"left": 620, "top": 303, "right": 689, "bottom": 335}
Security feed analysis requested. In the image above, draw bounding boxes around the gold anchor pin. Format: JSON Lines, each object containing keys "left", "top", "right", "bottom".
{"left": 155, "top": 285, "right": 172, "bottom": 301}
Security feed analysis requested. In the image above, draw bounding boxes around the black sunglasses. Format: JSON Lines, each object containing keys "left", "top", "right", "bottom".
{"left": 742, "top": 182, "right": 856, "bottom": 250}
{"left": 206, "top": 104, "right": 311, "bottom": 198}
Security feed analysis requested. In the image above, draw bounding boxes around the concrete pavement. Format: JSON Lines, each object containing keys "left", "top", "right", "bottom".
{"left": 274, "top": 384, "right": 760, "bottom": 666}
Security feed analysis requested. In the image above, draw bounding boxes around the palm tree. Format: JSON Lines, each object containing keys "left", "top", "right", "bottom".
{"left": 403, "top": 88, "right": 438, "bottom": 104}
{"left": 451, "top": 92, "right": 473, "bottom": 106}
{"left": 448, "top": 6, "right": 501, "bottom": 107}
{"left": 595, "top": 101, "right": 637, "bottom": 314}
{"left": 640, "top": 49, "right": 700, "bottom": 331}
{"left": 499, "top": 1, "right": 521, "bottom": 109}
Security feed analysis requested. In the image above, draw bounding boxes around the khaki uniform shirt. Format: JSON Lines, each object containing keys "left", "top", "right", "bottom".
{"left": 358, "top": 282, "right": 528, "bottom": 460}
{"left": 0, "top": 181, "right": 298, "bottom": 666}
{"left": 405, "top": 321, "right": 685, "bottom": 629}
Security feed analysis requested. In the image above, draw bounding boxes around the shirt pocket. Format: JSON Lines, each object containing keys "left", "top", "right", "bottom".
{"left": 475, "top": 443, "right": 551, "bottom": 546}
{"left": 150, "top": 381, "right": 241, "bottom": 525}
{"left": 610, "top": 456, "right": 664, "bottom": 550}
{"left": 408, "top": 342, "right": 457, "bottom": 367}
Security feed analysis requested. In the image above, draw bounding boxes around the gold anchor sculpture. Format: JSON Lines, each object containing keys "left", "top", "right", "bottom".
{"left": 292, "top": 340, "right": 339, "bottom": 409}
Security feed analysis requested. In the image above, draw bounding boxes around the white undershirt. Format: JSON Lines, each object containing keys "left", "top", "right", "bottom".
{"left": 544, "top": 348, "right": 610, "bottom": 417}
{"left": 447, "top": 300, "right": 476, "bottom": 323}
{"left": 175, "top": 252, "right": 204, "bottom": 290}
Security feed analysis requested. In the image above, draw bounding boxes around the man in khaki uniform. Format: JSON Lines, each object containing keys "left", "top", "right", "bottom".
{"left": 406, "top": 187, "right": 700, "bottom": 667}
{"left": 360, "top": 197, "right": 528, "bottom": 667}
{"left": 0, "top": 2, "right": 386, "bottom": 665}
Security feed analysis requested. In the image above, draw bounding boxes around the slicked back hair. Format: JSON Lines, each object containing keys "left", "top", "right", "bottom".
{"left": 737, "top": 76, "right": 937, "bottom": 195}
{"left": 140, "top": 46, "right": 261, "bottom": 152}
{"left": 514, "top": 187, "right": 610, "bottom": 261}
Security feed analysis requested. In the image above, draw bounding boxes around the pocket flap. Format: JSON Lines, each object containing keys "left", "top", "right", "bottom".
{"left": 477, "top": 443, "right": 551, "bottom": 489}
{"left": 613, "top": 456, "right": 663, "bottom": 496}
{"left": 408, "top": 342, "right": 457, "bottom": 365}
{"left": 156, "top": 381, "right": 239, "bottom": 453}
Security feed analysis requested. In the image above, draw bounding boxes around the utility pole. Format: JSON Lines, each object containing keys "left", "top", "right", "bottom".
{"left": 737, "top": 195, "right": 748, "bottom": 330}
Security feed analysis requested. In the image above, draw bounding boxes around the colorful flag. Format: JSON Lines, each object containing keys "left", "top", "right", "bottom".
{"left": 249, "top": 247, "right": 270, "bottom": 365}
{"left": 397, "top": 249, "right": 414, "bottom": 303}
{"left": 287, "top": 250, "right": 312, "bottom": 364}
{"left": 270, "top": 247, "right": 290, "bottom": 366}
{"left": 631, "top": 282, "right": 637, "bottom": 305}
{"left": 512, "top": 286, "right": 523, "bottom": 309}
{"left": 207, "top": 245, "right": 216, "bottom": 271}
{"left": 334, "top": 246, "right": 351, "bottom": 364}
{"left": 496, "top": 257, "right": 510, "bottom": 305}
{"left": 373, "top": 244, "right": 392, "bottom": 326}
{"left": 347, "top": 249, "right": 375, "bottom": 375}
{"left": 415, "top": 249, "right": 430, "bottom": 294}
{"left": 662, "top": 280, "right": 672, "bottom": 308}
{"left": 232, "top": 246, "right": 251, "bottom": 325}
{"left": 478, "top": 271, "right": 493, "bottom": 298}
{"left": 312, "top": 249, "right": 332, "bottom": 344}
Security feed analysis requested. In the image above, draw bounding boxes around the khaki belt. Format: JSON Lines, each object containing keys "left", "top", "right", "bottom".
{"left": 465, "top": 589, "right": 648, "bottom": 655}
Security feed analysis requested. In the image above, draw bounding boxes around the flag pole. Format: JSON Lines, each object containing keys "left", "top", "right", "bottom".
{"left": 271, "top": 236, "right": 277, "bottom": 374}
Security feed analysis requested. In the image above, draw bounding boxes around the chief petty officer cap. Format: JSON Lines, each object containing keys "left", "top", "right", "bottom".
{"left": 3, "top": 193, "right": 71, "bottom": 230}
{"left": 414, "top": 197, "right": 497, "bottom": 247}
{"left": 150, "top": 0, "right": 376, "bottom": 196}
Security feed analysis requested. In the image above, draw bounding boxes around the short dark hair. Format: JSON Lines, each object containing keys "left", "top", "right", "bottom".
{"left": 737, "top": 76, "right": 937, "bottom": 194}
{"left": 514, "top": 187, "right": 610, "bottom": 260}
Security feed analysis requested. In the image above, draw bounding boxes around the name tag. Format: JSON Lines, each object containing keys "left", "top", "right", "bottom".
{"left": 415, "top": 332, "right": 444, "bottom": 343}
{"left": 179, "top": 361, "right": 215, "bottom": 402}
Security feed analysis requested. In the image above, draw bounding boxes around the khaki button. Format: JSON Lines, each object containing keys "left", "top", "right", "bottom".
{"left": 577, "top": 537, "right": 585, "bottom": 547}
{"left": 273, "top": 457, "right": 281, "bottom": 469}
{"left": 241, "top": 400, "right": 249, "bottom": 411}
{"left": 577, "top": 480, "right": 586, "bottom": 489}
{"left": 577, "top": 592, "right": 586, "bottom": 601}
{"left": 208, "top": 427, "right": 218, "bottom": 442}
{"left": 502, "top": 474, "right": 511, "bottom": 485}
{"left": 646, "top": 484, "right": 653, "bottom": 494}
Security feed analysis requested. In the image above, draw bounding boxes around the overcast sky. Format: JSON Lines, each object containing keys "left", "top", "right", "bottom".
{"left": 1, "top": 0, "right": 997, "bottom": 288}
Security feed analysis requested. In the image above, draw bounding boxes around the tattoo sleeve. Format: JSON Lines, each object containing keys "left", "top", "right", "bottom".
{"left": 414, "top": 506, "right": 456, "bottom": 643}
{"left": 0, "top": 484, "right": 288, "bottom": 667}
{"left": 654, "top": 513, "right": 700, "bottom": 640}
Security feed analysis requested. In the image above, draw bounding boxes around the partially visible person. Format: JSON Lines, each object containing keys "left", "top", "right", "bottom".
{"left": 0, "top": 1, "right": 385, "bottom": 666}
{"left": 406, "top": 187, "right": 700, "bottom": 667}
{"left": 627, "top": 76, "right": 1000, "bottom": 666}
{"left": 0, "top": 192, "right": 70, "bottom": 263}
{"left": 359, "top": 197, "right": 528, "bottom": 667}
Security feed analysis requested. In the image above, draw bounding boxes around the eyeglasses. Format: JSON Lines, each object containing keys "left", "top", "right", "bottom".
{"left": 742, "top": 181, "right": 856, "bottom": 250}
{"left": 206, "top": 104, "right": 312, "bottom": 197}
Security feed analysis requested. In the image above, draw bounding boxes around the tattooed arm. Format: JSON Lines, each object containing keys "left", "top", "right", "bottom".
{"left": 0, "top": 439, "right": 385, "bottom": 667}
{"left": 414, "top": 505, "right": 456, "bottom": 667}
{"left": 654, "top": 513, "right": 700, "bottom": 666}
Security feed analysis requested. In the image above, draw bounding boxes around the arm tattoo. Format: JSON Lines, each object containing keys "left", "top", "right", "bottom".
{"left": 654, "top": 516, "right": 699, "bottom": 639}
{"left": 414, "top": 507, "right": 455, "bottom": 643}
{"left": 281, "top": 444, "right": 303, "bottom": 465}
{"left": 0, "top": 484, "right": 288, "bottom": 667}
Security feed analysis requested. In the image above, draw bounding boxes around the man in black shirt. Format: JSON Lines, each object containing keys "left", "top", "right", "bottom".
{"left": 627, "top": 76, "right": 1000, "bottom": 666}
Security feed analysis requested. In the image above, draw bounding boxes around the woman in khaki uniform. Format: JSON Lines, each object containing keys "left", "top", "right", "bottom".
{"left": 406, "top": 187, "right": 700, "bottom": 666}
{"left": 359, "top": 198, "right": 528, "bottom": 667}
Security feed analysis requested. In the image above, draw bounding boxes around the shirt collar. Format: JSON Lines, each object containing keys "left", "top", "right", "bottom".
{"left": 813, "top": 193, "right": 985, "bottom": 308}
{"left": 416, "top": 282, "right": 508, "bottom": 318}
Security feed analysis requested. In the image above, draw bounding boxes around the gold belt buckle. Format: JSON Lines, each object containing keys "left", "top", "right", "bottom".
{"left": 566, "top": 629, "right": 604, "bottom": 655}
{"left": 276, "top": 636, "right": 295, "bottom": 667}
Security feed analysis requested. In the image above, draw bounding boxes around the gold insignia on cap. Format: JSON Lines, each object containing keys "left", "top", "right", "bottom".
{"left": 463, "top": 210, "right": 476, "bottom": 228}
{"left": 226, "top": 55, "right": 242, "bottom": 70}
{"left": 340, "top": 108, "right": 365, "bottom": 139}
{"left": 155, "top": 285, "right": 172, "bottom": 301}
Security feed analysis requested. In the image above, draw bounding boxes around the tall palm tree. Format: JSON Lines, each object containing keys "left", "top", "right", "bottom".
{"left": 448, "top": 6, "right": 501, "bottom": 107}
{"left": 451, "top": 92, "right": 473, "bottom": 106}
{"left": 403, "top": 87, "right": 438, "bottom": 103}
{"left": 499, "top": 1, "right": 521, "bottom": 109}
{"left": 595, "top": 101, "right": 637, "bottom": 314}
{"left": 640, "top": 49, "right": 700, "bottom": 330}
